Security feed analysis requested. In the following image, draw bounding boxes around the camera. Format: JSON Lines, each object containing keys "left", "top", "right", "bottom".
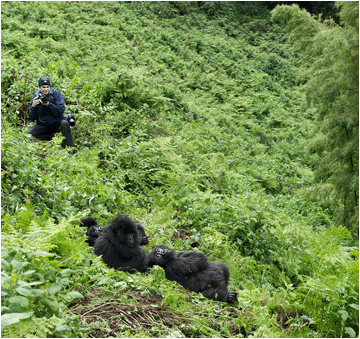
{"left": 66, "top": 114, "right": 76, "bottom": 127}
{"left": 36, "top": 93, "right": 49, "bottom": 105}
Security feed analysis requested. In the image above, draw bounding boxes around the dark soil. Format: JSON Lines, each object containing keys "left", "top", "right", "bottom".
{"left": 172, "top": 228, "right": 200, "bottom": 248}
{"left": 70, "top": 289, "right": 189, "bottom": 338}
{"left": 70, "top": 288, "right": 247, "bottom": 338}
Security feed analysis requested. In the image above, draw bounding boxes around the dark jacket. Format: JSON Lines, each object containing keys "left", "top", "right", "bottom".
{"left": 28, "top": 88, "right": 66, "bottom": 126}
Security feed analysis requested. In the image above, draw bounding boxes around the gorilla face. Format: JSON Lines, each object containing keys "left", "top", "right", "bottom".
{"left": 92, "top": 226, "right": 103, "bottom": 235}
{"left": 127, "top": 233, "right": 135, "bottom": 246}
{"left": 155, "top": 247, "right": 169, "bottom": 258}
{"left": 148, "top": 245, "right": 174, "bottom": 267}
{"left": 114, "top": 227, "right": 138, "bottom": 248}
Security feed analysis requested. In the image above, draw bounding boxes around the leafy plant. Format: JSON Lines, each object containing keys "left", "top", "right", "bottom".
{"left": 1, "top": 248, "right": 86, "bottom": 338}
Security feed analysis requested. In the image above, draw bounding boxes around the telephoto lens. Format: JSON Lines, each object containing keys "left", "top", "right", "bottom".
{"left": 36, "top": 93, "right": 49, "bottom": 104}
{"left": 67, "top": 114, "right": 76, "bottom": 127}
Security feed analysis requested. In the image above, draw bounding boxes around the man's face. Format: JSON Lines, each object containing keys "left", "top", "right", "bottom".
{"left": 39, "top": 84, "right": 50, "bottom": 95}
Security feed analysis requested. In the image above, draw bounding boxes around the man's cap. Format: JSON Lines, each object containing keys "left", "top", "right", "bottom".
{"left": 39, "top": 76, "right": 51, "bottom": 86}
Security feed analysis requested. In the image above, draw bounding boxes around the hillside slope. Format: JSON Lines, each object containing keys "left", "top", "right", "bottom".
{"left": 1, "top": 2, "right": 358, "bottom": 338}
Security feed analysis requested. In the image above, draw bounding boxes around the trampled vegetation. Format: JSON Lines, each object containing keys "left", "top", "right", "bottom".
{"left": 1, "top": 1, "right": 358, "bottom": 338}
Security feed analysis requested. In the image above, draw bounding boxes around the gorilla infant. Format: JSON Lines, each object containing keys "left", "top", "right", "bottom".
{"left": 80, "top": 217, "right": 105, "bottom": 247}
{"left": 80, "top": 216, "right": 149, "bottom": 247}
{"left": 147, "top": 245, "right": 238, "bottom": 303}
{"left": 93, "top": 215, "right": 149, "bottom": 273}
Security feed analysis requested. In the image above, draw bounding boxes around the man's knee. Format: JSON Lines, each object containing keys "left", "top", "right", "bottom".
{"left": 27, "top": 127, "right": 36, "bottom": 136}
{"left": 59, "top": 119, "right": 71, "bottom": 130}
{"left": 27, "top": 125, "right": 54, "bottom": 140}
{"left": 58, "top": 119, "right": 74, "bottom": 148}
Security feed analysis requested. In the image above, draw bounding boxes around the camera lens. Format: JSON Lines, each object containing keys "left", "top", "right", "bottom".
{"left": 67, "top": 114, "right": 76, "bottom": 127}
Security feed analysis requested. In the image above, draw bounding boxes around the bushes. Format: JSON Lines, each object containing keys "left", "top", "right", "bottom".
{"left": 1, "top": 212, "right": 87, "bottom": 338}
{"left": 284, "top": 226, "right": 359, "bottom": 337}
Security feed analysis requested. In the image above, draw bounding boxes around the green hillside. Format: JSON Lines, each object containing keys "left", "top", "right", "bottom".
{"left": 1, "top": 2, "right": 358, "bottom": 338}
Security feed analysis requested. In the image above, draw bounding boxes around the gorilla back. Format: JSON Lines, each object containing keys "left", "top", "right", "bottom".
{"left": 94, "top": 215, "right": 148, "bottom": 273}
{"left": 148, "top": 245, "right": 238, "bottom": 303}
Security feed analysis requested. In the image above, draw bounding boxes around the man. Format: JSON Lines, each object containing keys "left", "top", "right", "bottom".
{"left": 27, "top": 76, "right": 74, "bottom": 149}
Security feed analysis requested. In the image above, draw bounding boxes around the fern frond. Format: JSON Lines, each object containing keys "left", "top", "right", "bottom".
{"left": 1, "top": 315, "right": 64, "bottom": 338}
{"left": 15, "top": 207, "right": 33, "bottom": 233}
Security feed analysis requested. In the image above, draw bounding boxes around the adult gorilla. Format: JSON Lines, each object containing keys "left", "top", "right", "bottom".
{"left": 147, "top": 245, "right": 238, "bottom": 303}
{"left": 93, "top": 215, "right": 149, "bottom": 273}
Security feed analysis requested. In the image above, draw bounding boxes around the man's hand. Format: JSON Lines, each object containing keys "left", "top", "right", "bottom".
{"left": 32, "top": 98, "right": 41, "bottom": 107}
{"left": 32, "top": 98, "right": 49, "bottom": 107}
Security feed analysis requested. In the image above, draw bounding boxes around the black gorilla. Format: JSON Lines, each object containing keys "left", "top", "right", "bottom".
{"left": 80, "top": 217, "right": 105, "bottom": 247}
{"left": 80, "top": 217, "right": 149, "bottom": 247}
{"left": 147, "top": 245, "right": 238, "bottom": 303}
{"left": 93, "top": 215, "right": 149, "bottom": 273}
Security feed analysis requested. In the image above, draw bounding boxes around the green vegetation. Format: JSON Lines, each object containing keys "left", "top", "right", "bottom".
{"left": 1, "top": 1, "right": 358, "bottom": 338}
{"left": 272, "top": 0, "right": 359, "bottom": 240}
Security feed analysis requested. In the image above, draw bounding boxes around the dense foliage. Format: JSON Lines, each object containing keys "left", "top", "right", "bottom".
{"left": 272, "top": 0, "right": 359, "bottom": 241}
{"left": 1, "top": 1, "right": 358, "bottom": 338}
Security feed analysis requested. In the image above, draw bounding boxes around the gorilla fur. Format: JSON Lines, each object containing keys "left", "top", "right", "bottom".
{"left": 135, "top": 223, "right": 149, "bottom": 246}
{"left": 93, "top": 215, "right": 149, "bottom": 273}
{"left": 80, "top": 216, "right": 149, "bottom": 247}
{"left": 147, "top": 245, "right": 238, "bottom": 303}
